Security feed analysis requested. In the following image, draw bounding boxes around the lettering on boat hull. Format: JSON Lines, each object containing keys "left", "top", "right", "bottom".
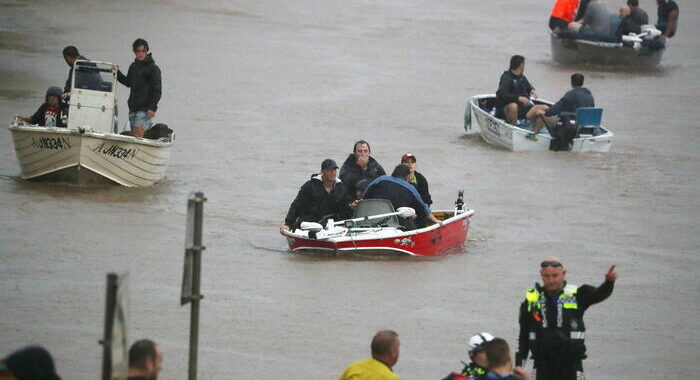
{"left": 91, "top": 142, "right": 137, "bottom": 160}
{"left": 32, "top": 137, "right": 72, "bottom": 150}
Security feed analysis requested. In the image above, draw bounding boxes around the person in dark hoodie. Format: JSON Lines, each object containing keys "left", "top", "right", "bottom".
{"left": 280, "top": 159, "right": 350, "bottom": 233}
{"left": 1, "top": 346, "right": 61, "bottom": 380}
{"left": 339, "top": 140, "right": 386, "bottom": 200}
{"left": 61, "top": 45, "right": 87, "bottom": 98}
{"left": 15, "top": 86, "right": 67, "bottom": 128}
{"left": 529, "top": 73, "right": 594, "bottom": 137}
{"left": 117, "top": 38, "right": 162, "bottom": 138}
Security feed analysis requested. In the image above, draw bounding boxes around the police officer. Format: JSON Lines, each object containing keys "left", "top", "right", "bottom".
{"left": 516, "top": 257, "right": 617, "bottom": 380}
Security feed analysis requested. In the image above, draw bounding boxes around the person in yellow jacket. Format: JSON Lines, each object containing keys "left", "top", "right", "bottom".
{"left": 339, "top": 330, "right": 401, "bottom": 380}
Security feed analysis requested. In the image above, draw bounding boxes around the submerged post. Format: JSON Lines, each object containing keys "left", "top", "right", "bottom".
{"left": 181, "top": 191, "right": 207, "bottom": 380}
{"left": 100, "top": 272, "right": 129, "bottom": 380}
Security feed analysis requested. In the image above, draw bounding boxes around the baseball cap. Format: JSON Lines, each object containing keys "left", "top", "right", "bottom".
{"left": 321, "top": 159, "right": 338, "bottom": 170}
{"left": 401, "top": 153, "right": 416, "bottom": 163}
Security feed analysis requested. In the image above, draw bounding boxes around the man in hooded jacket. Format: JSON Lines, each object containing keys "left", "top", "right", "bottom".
{"left": 117, "top": 38, "right": 162, "bottom": 138}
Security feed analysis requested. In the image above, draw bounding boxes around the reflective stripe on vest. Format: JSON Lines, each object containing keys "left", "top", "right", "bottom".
{"left": 525, "top": 284, "right": 579, "bottom": 328}
{"left": 570, "top": 331, "right": 585, "bottom": 339}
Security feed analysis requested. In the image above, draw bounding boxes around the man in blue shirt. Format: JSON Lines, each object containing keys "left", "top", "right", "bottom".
{"left": 364, "top": 164, "right": 441, "bottom": 230}
{"left": 529, "top": 73, "right": 594, "bottom": 138}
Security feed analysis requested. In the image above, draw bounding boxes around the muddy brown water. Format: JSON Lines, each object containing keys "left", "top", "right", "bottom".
{"left": 0, "top": 0, "right": 698, "bottom": 378}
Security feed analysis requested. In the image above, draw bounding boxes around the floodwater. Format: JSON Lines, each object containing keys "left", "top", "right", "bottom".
{"left": 0, "top": 0, "right": 698, "bottom": 378}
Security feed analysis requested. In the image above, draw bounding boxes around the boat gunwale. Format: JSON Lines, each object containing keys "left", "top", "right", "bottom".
{"left": 9, "top": 125, "right": 173, "bottom": 147}
{"left": 282, "top": 208, "right": 474, "bottom": 243}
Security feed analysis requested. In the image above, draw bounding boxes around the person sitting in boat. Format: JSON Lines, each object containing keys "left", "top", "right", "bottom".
{"left": 615, "top": 5, "right": 642, "bottom": 38}
{"left": 628, "top": 0, "right": 649, "bottom": 25}
{"left": 349, "top": 179, "right": 371, "bottom": 209}
{"left": 400, "top": 153, "right": 432, "bottom": 206}
{"left": 549, "top": 0, "right": 579, "bottom": 32}
{"left": 363, "top": 164, "right": 440, "bottom": 230}
{"left": 569, "top": 0, "right": 611, "bottom": 37}
{"left": 528, "top": 73, "right": 594, "bottom": 138}
{"left": 280, "top": 159, "right": 350, "bottom": 233}
{"left": 15, "top": 86, "right": 67, "bottom": 128}
{"left": 656, "top": 0, "right": 679, "bottom": 40}
{"left": 339, "top": 140, "right": 386, "bottom": 199}
{"left": 495, "top": 55, "right": 548, "bottom": 127}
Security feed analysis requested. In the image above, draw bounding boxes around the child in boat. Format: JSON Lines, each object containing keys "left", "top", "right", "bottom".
{"left": 15, "top": 86, "right": 67, "bottom": 128}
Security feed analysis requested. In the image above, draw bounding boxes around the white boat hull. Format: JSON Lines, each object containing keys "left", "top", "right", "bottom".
{"left": 10, "top": 126, "right": 172, "bottom": 187}
{"left": 465, "top": 94, "right": 613, "bottom": 152}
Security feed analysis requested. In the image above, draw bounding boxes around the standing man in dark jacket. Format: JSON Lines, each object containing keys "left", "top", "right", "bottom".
{"left": 117, "top": 38, "right": 162, "bottom": 138}
{"left": 516, "top": 257, "right": 617, "bottom": 380}
{"left": 339, "top": 140, "right": 386, "bottom": 199}
{"left": 529, "top": 73, "right": 594, "bottom": 136}
{"left": 495, "top": 55, "right": 548, "bottom": 126}
{"left": 280, "top": 159, "right": 350, "bottom": 232}
{"left": 400, "top": 153, "right": 432, "bottom": 206}
{"left": 61, "top": 45, "right": 87, "bottom": 99}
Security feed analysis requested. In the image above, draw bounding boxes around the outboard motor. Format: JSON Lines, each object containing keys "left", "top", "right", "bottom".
{"left": 549, "top": 113, "right": 577, "bottom": 151}
{"left": 455, "top": 190, "right": 465, "bottom": 213}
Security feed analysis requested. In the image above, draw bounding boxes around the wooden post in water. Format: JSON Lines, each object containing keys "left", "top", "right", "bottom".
{"left": 100, "top": 273, "right": 128, "bottom": 380}
{"left": 181, "top": 191, "right": 206, "bottom": 380}
{"left": 101, "top": 273, "right": 117, "bottom": 380}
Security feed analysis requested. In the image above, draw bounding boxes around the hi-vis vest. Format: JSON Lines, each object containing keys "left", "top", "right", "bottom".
{"left": 525, "top": 284, "right": 586, "bottom": 346}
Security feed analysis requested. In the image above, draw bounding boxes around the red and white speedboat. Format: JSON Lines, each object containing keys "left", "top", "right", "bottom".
{"left": 281, "top": 197, "right": 474, "bottom": 257}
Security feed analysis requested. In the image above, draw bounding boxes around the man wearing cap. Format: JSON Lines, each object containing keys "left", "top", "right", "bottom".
{"left": 363, "top": 164, "right": 441, "bottom": 230}
{"left": 400, "top": 153, "right": 432, "bottom": 206}
{"left": 280, "top": 159, "right": 350, "bottom": 233}
{"left": 516, "top": 257, "right": 617, "bottom": 380}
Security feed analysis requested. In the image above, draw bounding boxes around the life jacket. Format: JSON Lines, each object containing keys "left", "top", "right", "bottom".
{"left": 550, "top": 0, "right": 580, "bottom": 23}
{"left": 525, "top": 284, "right": 587, "bottom": 362}
{"left": 461, "top": 362, "right": 487, "bottom": 377}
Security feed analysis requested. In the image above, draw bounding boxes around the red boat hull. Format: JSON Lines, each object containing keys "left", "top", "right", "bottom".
{"left": 284, "top": 211, "right": 473, "bottom": 257}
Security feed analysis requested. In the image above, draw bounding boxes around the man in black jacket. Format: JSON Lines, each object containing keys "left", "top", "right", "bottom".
{"left": 495, "top": 55, "right": 548, "bottom": 126}
{"left": 61, "top": 45, "right": 87, "bottom": 99}
{"left": 339, "top": 140, "right": 386, "bottom": 200}
{"left": 280, "top": 159, "right": 350, "bottom": 232}
{"left": 117, "top": 38, "right": 162, "bottom": 138}
{"left": 516, "top": 257, "right": 617, "bottom": 380}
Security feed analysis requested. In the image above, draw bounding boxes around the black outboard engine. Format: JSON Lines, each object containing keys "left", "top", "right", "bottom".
{"left": 455, "top": 190, "right": 465, "bottom": 212}
{"left": 549, "top": 113, "right": 577, "bottom": 151}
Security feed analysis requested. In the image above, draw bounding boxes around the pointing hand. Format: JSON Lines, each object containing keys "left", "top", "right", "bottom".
{"left": 605, "top": 265, "right": 617, "bottom": 282}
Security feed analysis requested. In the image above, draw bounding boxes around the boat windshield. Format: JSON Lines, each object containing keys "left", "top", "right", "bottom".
{"left": 74, "top": 62, "right": 114, "bottom": 92}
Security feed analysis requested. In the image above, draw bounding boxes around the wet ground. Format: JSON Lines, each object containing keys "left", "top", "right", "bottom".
{"left": 0, "top": 0, "right": 698, "bottom": 378}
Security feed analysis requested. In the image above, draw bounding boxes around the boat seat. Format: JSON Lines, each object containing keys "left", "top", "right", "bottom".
{"left": 352, "top": 199, "right": 400, "bottom": 228}
{"left": 575, "top": 107, "right": 603, "bottom": 136}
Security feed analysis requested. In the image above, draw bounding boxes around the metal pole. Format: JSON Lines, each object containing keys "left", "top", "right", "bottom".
{"left": 101, "top": 273, "right": 117, "bottom": 380}
{"left": 188, "top": 192, "right": 205, "bottom": 380}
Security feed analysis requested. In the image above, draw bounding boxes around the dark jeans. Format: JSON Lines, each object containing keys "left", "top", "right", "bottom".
{"left": 549, "top": 16, "right": 568, "bottom": 31}
{"left": 535, "top": 360, "right": 583, "bottom": 380}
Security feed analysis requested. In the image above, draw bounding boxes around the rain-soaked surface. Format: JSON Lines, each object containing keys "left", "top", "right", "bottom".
{"left": 0, "top": 0, "right": 698, "bottom": 378}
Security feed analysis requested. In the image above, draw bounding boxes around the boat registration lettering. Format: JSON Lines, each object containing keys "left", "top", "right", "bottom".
{"left": 92, "top": 142, "right": 137, "bottom": 159}
{"left": 32, "top": 137, "right": 71, "bottom": 150}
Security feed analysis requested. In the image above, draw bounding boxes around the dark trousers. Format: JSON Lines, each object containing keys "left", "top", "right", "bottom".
{"left": 535, "top": 360, "right": 583, "bottom": 380}
{"left": 549, "top": 16, "right": 568, "bottom": 31}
